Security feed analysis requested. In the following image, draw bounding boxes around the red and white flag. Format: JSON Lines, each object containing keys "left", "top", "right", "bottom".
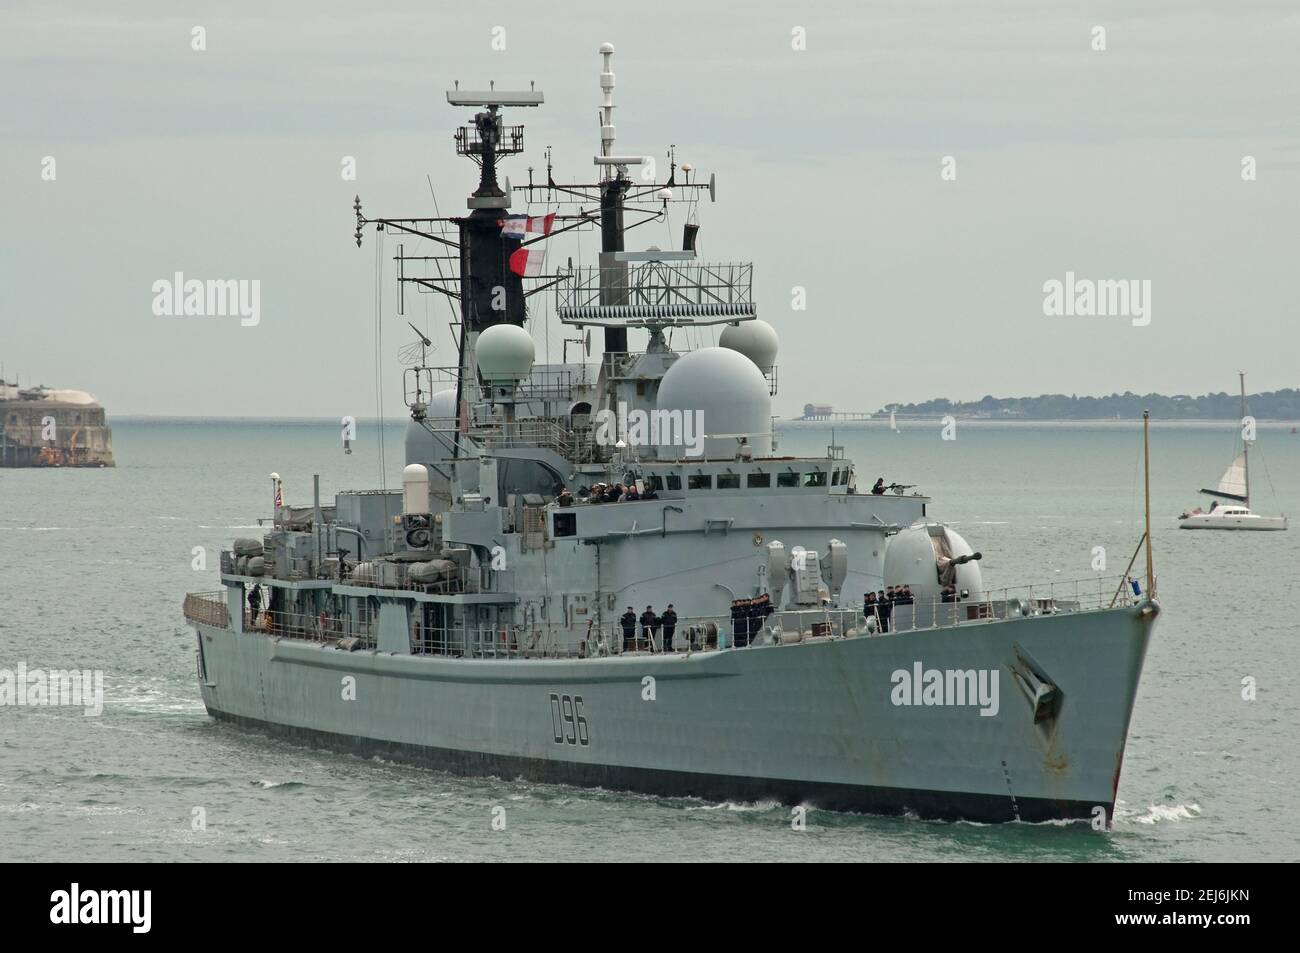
{"left": 509, "top": 247, "right": 546, "bottom": 277}
{"left": 499, "top": 213, "right": 555, "bottom": 239}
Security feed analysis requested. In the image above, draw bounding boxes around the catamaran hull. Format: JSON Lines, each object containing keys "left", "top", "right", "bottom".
{"left": 193, "top": 603, "right": 1156, "bottom": 824}
{"left": 1178, "top": 515, "right": 1287, "bottom": 530}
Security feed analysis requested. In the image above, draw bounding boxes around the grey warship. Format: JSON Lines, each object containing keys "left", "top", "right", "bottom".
{"left": 183, "top": 45, "right": 1158, "bottom": 824}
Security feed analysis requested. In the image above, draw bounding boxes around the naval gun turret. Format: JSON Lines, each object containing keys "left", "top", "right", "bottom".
{"left": 884, "top": 523, "right": 985, "bottom": 604}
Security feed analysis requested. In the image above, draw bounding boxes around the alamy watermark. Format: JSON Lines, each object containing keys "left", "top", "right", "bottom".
{"left": 1042, "top": 271, "right": 1150, "bottom": 327}
{"left": 593, "top": 402, "right": 704, "bottom": 457}
{"left": 1, "top": 663, "right": 103, "bottom": 716}
{"left": 152, "top": 272, "right": 261, "bottom": 327}
{"left": 50, "top": 884, "right": 150, "bottom": 933}
{"left": 890, "top": 662, "right": 999, "bottom": 717}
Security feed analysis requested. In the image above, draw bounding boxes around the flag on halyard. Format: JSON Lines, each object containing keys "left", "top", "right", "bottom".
{"left": 499, "top": 213, "right": 555, "bottom": 239}
{"left": 509, "top": 247, "right": 546, "bottom": 277}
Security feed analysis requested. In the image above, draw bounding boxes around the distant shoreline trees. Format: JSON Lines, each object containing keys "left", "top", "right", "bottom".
{"left": 875, "top": 389, "right": 1300, "bottom": 420}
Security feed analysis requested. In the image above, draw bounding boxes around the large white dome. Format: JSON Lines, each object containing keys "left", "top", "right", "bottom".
{"left": 476, "top": 324, "right": 535, "bottom": 384}
{"left": 427, "top": 387, "right": 457, "bottom": 421}
{"left": 718, "top": 319, "right": 778, "bottom": 373}
{"left": 656, "top": 346, "right": 772, "bottom": 459}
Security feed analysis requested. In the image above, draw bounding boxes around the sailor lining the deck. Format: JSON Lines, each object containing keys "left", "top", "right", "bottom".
{"left": 620, "top": 607, "right": 637, "bottom": 652}
{"left": 661, "top": 605, "right": 678, "bottom": 651}
{"left": 876, "top": 590, "right": 892, "bottom": 632}
{"left": 640, "top": 606, "right": 659, "bottom": 650}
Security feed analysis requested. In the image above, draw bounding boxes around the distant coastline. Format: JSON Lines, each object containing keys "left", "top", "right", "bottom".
{"left": 779, "top": 417, "right": 1300, "bottom": 428}
{"left": 793, "top": 389, "right": 1300, "bottom": 423}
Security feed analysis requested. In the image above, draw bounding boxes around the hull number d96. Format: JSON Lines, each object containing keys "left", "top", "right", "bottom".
{"left": 549, "top": 693, "right": 589, "bottom": 746}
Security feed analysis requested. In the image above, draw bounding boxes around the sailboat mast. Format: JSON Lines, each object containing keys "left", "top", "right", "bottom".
{"left": 1143, "top": 410, "right": 1154, "bottom": 597}
{"left": 1240, "top": 371, "right": 1250, "bottom": 508}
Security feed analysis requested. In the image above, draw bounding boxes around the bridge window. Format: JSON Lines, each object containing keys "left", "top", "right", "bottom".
{"left": 717, "top": 473, "right": 740, "bottom": 489}
{"left": 777, "top": 472, "right": 799, "bottom": 488}
{"left": 688, "top": 474, "right": 712, "bottom": 490}
{"left": 666, "top": 474, "right": 682, "bottom": 491}
{"left": 747, "top": 472, "right": 770, "bottom": 488}
{"left": 553, "top": 512, "right": 577, "bottom": 538}
{"left": 803, "top": 471, "right": 827, "bottom": 487}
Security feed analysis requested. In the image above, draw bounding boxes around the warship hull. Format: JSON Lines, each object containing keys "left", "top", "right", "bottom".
{"left": 193, "top": 603, "right": 1155, "bottom": 823}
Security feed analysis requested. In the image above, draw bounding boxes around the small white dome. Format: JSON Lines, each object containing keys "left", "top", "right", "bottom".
{"left": 656, "top": 346, "right": 772, "bottom": 459}
{"left": 718, "top": 319, "right": 779, "bottom": 372}
{"left": 476, "top": 324, "right": 535, "bottom": 384}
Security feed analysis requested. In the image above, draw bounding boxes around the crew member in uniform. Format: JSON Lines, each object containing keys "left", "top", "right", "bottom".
{"left": 640, "top": 606, "right": 659, "bottom": 651}
{"left": 659, "top": 604, "right": 678, "bottom": 652}
{"left": 730, "top": 599, "right": 749, "bottom": 647}
{"left": 877, "top": 590, "right": 892, "bottom": 633}
{"left": 620, "top": 606, "right": 638, "bottom": 651}
{"left": 247, "top": 585, "right": 262, "bottom": 625}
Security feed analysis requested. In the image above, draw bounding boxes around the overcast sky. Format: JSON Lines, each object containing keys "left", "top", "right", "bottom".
{"left": 3, "top": 0, "right": 1298, "bottom": 418}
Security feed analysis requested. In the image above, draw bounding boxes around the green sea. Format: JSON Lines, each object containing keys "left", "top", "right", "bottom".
{"left": 1, "top": 418, "right": 1297, "bottom": 861}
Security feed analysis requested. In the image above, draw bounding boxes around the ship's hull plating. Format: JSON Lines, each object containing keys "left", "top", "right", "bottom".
{"left": 193, "top": 604, "right": 1155, "bottom": 823}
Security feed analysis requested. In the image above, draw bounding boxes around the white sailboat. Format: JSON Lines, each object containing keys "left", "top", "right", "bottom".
{"left": 1179, "top": 373, "right": 1288, "bottom": 531}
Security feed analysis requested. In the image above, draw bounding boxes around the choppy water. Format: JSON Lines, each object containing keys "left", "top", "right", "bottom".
{"left": 1, "top": 418, "right": 1297, "bottom": 861}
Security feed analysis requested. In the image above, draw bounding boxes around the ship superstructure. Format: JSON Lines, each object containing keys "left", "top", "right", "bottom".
{"left": 183, "top": 46, "right": 1158, "bottom": 824}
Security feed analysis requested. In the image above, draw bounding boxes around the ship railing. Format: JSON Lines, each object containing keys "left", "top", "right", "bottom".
{"left": 405, "top": 364, "right": 595, "bottom": 416}
{"left": 885, "top": 575, "right": 1140, "bottom": 635}
{"left": 411, "top": 613, "right": 736, "bottom": 660}
{"left": 403, "top": 366, "right": 461, "bottom": 410}
{"left": 187, "top": 574, "right": 1143, "bottom": 655}
{"left": 182, "top": 591, "right": 230, "bottom": 627}
{"left": 479, "top": 418, "right": 592, "bottom": 460}
{"left": 241, "top": 606, "right": 377, "bottom": 646}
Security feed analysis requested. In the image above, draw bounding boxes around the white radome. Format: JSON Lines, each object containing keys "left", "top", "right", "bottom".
{"left": 718, "top": 319, "right": 779, "bottom": 373}
{"left": 476, "top": 324, "right": 535, "bottom": 384}
{"left": 428, "top": 387, "right": 457, "bottom": 421}
{"left": 656, "top": 346, "right": 772, "bottom": 459}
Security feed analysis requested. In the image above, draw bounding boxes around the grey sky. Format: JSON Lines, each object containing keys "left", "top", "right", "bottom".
{"left": 3, "top": 0, "right": 1298, "bottom": 418}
